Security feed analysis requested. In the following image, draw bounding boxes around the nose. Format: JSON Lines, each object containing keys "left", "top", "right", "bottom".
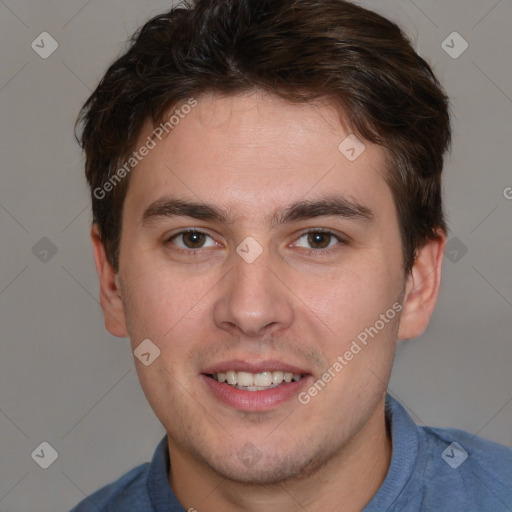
{"left": 213, "top": 247, "right": 294, "bottom": 338}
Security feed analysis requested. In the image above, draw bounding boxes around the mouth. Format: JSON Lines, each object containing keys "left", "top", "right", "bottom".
{"left": 200, "top": 360, "right": 312, "bottom": 411}
{"left": 205, "top": 370, "right": 304, "bottom": 391}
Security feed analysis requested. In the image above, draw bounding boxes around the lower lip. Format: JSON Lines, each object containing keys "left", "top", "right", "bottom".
{"left": 200, "top": 374, "right": 311, "bottom": 411}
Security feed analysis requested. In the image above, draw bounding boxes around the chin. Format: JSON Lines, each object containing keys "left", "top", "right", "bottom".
{"left": 203, "top": 445, "right": 329, "bottom": 486}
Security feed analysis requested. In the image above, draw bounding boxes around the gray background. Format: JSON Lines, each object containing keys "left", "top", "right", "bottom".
{"left": 0, "top": 0, "right": 511, "bottom": 510}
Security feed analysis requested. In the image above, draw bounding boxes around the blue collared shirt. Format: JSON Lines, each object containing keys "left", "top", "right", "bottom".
{"left": 70, "top": 394, "right": 512, "bottom": 511}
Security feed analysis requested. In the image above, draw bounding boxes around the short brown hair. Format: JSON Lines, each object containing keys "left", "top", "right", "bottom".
{"left": 77, "top": 0, "right": 451, "bottom": 274}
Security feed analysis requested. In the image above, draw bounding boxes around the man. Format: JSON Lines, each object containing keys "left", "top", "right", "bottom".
{"left": 71, "top": 0, "right": 512, "bottom": 510}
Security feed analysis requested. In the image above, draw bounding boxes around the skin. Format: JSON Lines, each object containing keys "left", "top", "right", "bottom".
{"left": 91, "top": 90, "right": 446, "bottom": 512}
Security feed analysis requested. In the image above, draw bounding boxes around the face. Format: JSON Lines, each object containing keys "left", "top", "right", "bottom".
{"left": 94, "top": 90, "right": 439, "bottom": 485}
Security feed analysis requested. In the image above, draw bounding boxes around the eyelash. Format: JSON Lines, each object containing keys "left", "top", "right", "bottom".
{"left": 165, "top": 228, "right": 347, "bottom": 256}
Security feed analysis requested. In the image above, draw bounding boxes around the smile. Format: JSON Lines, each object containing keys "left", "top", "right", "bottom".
{"left": 207, "top": 370, "right": 303, "bottom": 391}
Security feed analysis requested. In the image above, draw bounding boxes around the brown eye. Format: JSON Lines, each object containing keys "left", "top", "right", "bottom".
{"left": 182, "top": 231, "right": 206, "bottom": 248}
{"left": 169, "top": 230, "right": 216, "bottom": 250}
{"left": 307, "top": 232, "right": 332, "bottom": 249}
{"left": 294, "top": 230, "right": 341, "bottom": 250}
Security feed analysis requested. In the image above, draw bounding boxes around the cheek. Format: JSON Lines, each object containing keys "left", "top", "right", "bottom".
{"left": 122, "top": 270, "right": 221, "bottom": 384}
{"left": 294, "top": 260, "right": 395, "bottom": 338}
{"left": 122, "top": 256, "right": 200, "bottom": 327}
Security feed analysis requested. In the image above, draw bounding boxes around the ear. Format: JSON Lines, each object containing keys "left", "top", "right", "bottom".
{"left": 90, "top": 224, "right": 128, "bottom": 338}
{"left": 398, "top": 231, "right": 446, "bottom": 341}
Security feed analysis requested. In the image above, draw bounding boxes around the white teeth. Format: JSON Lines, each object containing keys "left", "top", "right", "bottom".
{"left": 212, "top": 370, "right": 303, "bottom": 389}
{"left": 254, "top": 371, "right": 272, "bottom": 387}
{"left": 272, "top": 371, "right": 284, "bottom": 384}
{"left": 237, "top": 371, "right": 254, "bottom": 387}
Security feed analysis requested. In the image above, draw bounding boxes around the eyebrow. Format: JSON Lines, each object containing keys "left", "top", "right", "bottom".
{"left": 140, "top": 194, "right": 375, "bottom": 228}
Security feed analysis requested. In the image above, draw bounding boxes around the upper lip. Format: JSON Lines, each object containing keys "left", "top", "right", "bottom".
{"left": 202, "top": 359, "right": 310, "bottom": 375}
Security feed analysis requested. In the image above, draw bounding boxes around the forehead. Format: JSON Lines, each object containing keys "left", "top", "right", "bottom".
{"left": 123, "top": 90, "right": 393, "bottom": 224}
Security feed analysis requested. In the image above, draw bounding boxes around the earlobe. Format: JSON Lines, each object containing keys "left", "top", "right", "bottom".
{"left": 90, "top": 224, "right": 129, "bottom": 338}
{"left": 397, "top": 231, "right": 446, "bottom": 341}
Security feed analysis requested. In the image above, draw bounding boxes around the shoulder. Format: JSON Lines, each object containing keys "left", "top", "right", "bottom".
{"left": 422, "top": 425, "right": 512, "bottom": 481}
{"left": 419, "top": 425, "right": 512, "bottom": 510}
{"left": 69, "top": 462, "right": 152, "bottom": 511}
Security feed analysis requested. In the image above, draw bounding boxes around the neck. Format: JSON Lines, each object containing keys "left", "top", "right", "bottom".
{"left": 169, "top": 398, "right": 391, "bottom": 512}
